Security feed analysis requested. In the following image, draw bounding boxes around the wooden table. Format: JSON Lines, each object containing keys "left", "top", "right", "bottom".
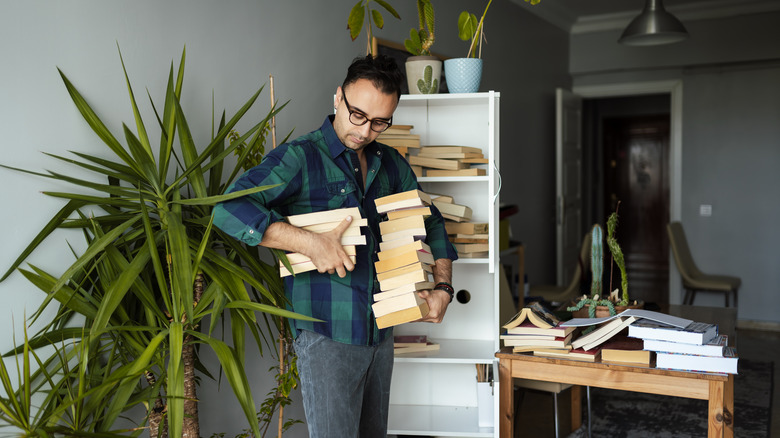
{"left": 496, "top": 351, "right": 734, "bottom": 437}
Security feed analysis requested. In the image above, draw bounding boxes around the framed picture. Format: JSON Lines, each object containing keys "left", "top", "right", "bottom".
{"left": 372, "top": 37, "right": 449, "bottom": 94}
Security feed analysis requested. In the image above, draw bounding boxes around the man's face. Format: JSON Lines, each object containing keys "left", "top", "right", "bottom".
{"left": 333, "top": 78, "right": 398, "bottom": 153}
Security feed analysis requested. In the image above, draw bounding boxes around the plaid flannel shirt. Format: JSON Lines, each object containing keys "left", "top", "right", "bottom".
{"left": 212, "top": 116, "right": 457, "bottom": 346}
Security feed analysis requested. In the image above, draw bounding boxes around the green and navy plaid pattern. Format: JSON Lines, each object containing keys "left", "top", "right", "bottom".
{"left": 213, "top": 116, "right": 457, "bottom": 346}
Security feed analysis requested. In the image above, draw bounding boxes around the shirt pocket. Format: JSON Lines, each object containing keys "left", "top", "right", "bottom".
{"left": 324, "top": 179, "right": 358, "bottom": 209}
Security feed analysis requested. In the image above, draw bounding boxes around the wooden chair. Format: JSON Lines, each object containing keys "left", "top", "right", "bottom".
{"left": 667, "top": 222, "right": 741, "bottom": 307}
{"left": 529, "top": 230, "right": 592, "bottom": 305}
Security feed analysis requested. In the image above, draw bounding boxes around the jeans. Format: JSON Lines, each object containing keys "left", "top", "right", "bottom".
{"left": 293, "top": 330, "right": 394, "bottom": 438}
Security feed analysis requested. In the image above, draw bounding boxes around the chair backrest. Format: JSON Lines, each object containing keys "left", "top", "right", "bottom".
{"left": 667, "top": 222, "right": 703, "bottom": 280}
{"left": 564, "top": 229, "right": 593, "bottom": 291}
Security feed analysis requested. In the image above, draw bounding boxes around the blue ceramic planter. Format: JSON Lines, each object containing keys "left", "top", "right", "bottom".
{"left": 444, "top": 58, "right": 483, "bottom": 94}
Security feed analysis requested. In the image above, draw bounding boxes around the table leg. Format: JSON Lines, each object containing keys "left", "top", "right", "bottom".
{"left": 707, "top": 375, "right": 734, "bottom": 438}
{"left": 570, "top": 385, "right": 582, "bottom": 432}
{"left": 499, "top": 358, "right": 513, "bottom": 438}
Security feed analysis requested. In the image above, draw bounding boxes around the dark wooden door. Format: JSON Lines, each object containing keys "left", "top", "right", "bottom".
{"left": 603, "top": 116, "right": 670, "bottom": 306}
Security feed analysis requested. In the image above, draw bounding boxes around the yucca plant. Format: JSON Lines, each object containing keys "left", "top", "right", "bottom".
{"left": 0, "top": 47, "right": 315, "bottom": 438}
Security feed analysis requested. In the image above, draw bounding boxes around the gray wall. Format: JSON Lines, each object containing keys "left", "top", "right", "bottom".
{"left": 570, "top": 11, "right": 780, "bottom": 323}
{"left": 0, "top": 1, "right": 567, "bottom": 436}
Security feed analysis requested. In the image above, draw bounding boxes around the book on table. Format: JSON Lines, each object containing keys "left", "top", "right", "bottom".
{"left": 655, "top": 347, "right": 738, "bottom": 374}
{"left": 560, "top": 308, "right": 692, "bottom": 328}
{"left": 643, "top": 334, "right": 729, "bottom": 356}
{"left": 570, "top": 316, "right": 638, "bottom": 351}
{"left": 500, "top": 332, "right": 573, "bottom": 349}
{"left": 628, "top": 320, "right": 718, "bottom": 345}
{"left": 502, "top": 301, "right": 560, "bottom": 330}
{"left": 504, "top": 321, "right": 576, "bottom": 337}
{"left": 375, "top": 301, "right": 429, "bottom": 329}
{"left": 375, "top": 189, "right": 431, "bottom": 214}
{"left": 532, "top": 347, "right": 601, "bottom": 362}
{"left": 599, "top": 335, "right": 652, "bottom": 366}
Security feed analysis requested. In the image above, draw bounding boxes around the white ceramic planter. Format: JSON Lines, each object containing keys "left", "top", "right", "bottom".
{"left": 405, "top": 56, "right": 441, "bottom": 95}
{"left": 444, "top": 58, "right": 483, "bottom": 94}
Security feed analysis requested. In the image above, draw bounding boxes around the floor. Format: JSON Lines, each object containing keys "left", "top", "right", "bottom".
{"left": 514, "top": 327, "right": 780, "bottom": 437}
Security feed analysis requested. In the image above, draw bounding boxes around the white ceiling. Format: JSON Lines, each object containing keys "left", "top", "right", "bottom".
{"left": 513, "top": 0, "right": 780, "bottom": 33}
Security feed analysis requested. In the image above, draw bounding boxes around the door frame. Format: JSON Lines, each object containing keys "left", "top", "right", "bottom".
{"left": 573, "top": 80, "right": 683, "bottom": 304}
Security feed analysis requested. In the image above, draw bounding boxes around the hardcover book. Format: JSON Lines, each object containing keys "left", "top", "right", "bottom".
{"left": 628, "top": 320, "right": 718, "bottom": 345}
{"left": 643, "top": 334, "right": 729, "bottom": 356}
{"left": 600, "top": 335, "right": 652, "bottom": 365}
{"left": 655, "top": 347, "right": 738, "bottom": 374}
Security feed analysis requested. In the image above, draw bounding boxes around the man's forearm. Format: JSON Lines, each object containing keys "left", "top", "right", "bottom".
{"left": 432, "top": 258, "right": 453, "bottom": 286}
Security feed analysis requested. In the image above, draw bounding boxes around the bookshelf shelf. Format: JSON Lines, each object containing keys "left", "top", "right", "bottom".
{"left": 389, "top": 92, "right": 501, "bottom": 437}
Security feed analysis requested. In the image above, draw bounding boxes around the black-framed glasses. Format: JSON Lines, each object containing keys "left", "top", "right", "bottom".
{"left": 342, "top": 93, "right": 393, "bottom": 133}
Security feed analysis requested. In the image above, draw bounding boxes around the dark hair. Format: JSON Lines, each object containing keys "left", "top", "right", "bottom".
{"left": 342, "top": 54, "right": 403, "bottom": 100}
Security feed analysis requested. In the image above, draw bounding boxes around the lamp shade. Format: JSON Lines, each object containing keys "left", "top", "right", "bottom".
{"left": 619, "top": 0, "right": 689, "bottom": 46}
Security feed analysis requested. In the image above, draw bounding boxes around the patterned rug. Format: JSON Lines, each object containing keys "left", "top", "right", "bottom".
{"left": 566, "top": 360, "right": 773, "bottom": 438}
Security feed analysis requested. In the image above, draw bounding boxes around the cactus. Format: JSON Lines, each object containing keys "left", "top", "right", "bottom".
{"left": 416, "top": 65, "right": 439, "bottom": 94}
{"left": 590, "top": 224, "right": 603, "bottom": 297}
{"left": 607, "top": 209, "right": 629, "bottom": 305}
{"left": 404, "top": 0, "right": 435, "bottom": 56}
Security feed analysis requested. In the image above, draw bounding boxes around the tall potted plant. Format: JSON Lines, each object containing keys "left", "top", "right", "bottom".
{"left": 403, "top": 0, "right": 441, "bottom": 94}
{"left": 347, "top": 0, "right": 401, "bottom": 56}
{"left": 0, "top": 47, "right": 315, "bottom": 438}
{"left": 445, "top": 0, "right": 541, "bottom": 93}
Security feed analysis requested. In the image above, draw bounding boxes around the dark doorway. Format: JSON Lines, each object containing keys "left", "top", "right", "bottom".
{"left": 582, "top": 95, "right": 671, "bottom": 307}
{"left": 603, "top": 116, "right": 670, "bottom": 306}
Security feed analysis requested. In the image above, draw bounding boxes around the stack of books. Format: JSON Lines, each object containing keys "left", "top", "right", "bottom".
{"left": 279, "top": 207, "right": 367, "bottom": 277}
{"left": 628, "top": 320, "right": 738, "bottom": 374}
{"left": 377, "top": 125, "right": 420, "bottom": 164}
{"left": 408, "top": 145, "right": 488, "bottom": 177}
{"left": 393, "top": 335, "right": 440, "bottom": 355}
{"left": 501, "top": 302, "right": 577, "bottom": 355}
{"left": 372, "top": 190, "right": 435, "bottom": 329}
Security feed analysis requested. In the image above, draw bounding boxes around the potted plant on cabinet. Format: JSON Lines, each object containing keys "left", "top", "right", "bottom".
{"left": 348, "top": 0, "right": 401, "bottom": 56}
{"left": 403, "top": 0, "right": 440, "bottom": 94}
{"left": 446, "top": 0, "right": 541, "bottom": 93}
{"left": 0, "top": 47, "right": 314, "bottom": 438}
{"left": 567, "top": 204, "right": 642, "bottom": 318}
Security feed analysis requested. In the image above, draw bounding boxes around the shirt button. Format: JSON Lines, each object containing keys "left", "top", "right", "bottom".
{"left": 354, "top": 167, "right": 359, "bottom": 172}
{"left": 370, "top": 169, "right": 375, "bottom": 173}
{"left": 249, "top": 230, "right": 254, "bottom": 234}
{"left": 377, "top": 151, "right": 381, "bottom": 155}
{"left": 341, "top": 188, "right": 345, "bottom": 193}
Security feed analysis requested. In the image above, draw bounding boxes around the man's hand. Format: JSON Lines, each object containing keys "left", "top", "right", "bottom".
{"left": 308, "top": 216, "right": 355, "bottom": 277}
{"left": 417, "top": 288, "right": 451, "bottom": 323}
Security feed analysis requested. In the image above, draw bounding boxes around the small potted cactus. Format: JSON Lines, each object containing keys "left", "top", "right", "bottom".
{"left": 568, "top": 203, "right": 641, "bottom": 318}
{"left": 404, "top": 0, "right": 441, "bottom": 94}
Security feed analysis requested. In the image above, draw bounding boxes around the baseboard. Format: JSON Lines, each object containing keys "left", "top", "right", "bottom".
{"left": 737, "top": 319, "right": 780, "bottom": 332}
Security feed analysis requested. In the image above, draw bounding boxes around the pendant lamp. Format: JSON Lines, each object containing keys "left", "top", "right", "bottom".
{"left": 619, "top": 0, "right": 689, "bottom": 46}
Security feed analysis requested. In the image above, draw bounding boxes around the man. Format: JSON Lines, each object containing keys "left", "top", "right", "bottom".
{"left": 212, "top": 54, "right": 457, "bottom": 437}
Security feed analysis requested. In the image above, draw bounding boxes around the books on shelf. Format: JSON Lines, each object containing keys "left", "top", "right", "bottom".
{"left": 408, "top": 155, "right": 469, "bottom": 170}
{"left": 571, "top": 316, "right": 638, "bottom": 351}
{"left": 445, "top": 222, "right": 489, "bottom": 235}
{"left": 643, "top": 334, "right": 729, "bottom": 357}
{"left": 503, "top": 301, "right": 560, "bottom": 330}
{"left": 453, "top": 242, "right": 489, "bottom": 253}
{"left": 394, "top": 335, "right": 440, "bottom": 354}
{"left": 628, "top": 320, "right": 718, "bottom": 345}
{"left": 426, "top": 168, "right": 487, "bottom": 177}
{"left": 428, "top": 193, "right": 454, "bottom": 204}
{"left": 375, "top": 189, "right": 432, "bottom": 214}
{"left": 375, "top": 301, "right": 429, "bottom": 329}
{"left": 655, "top": 347, "right": 738, "bottom": 374}
{"left": 600, "top": 335, "right": 652, "bottom": 366}
{"left": 420, "top": 145, "right": 483, "bottom": 155}
{"left": 433, "top": 201, "right": 472, "bottom": 222}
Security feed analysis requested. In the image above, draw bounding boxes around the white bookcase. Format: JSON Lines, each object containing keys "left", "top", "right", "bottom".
{"left": 388, "top": 92, "right": 501, "bottom": 437}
